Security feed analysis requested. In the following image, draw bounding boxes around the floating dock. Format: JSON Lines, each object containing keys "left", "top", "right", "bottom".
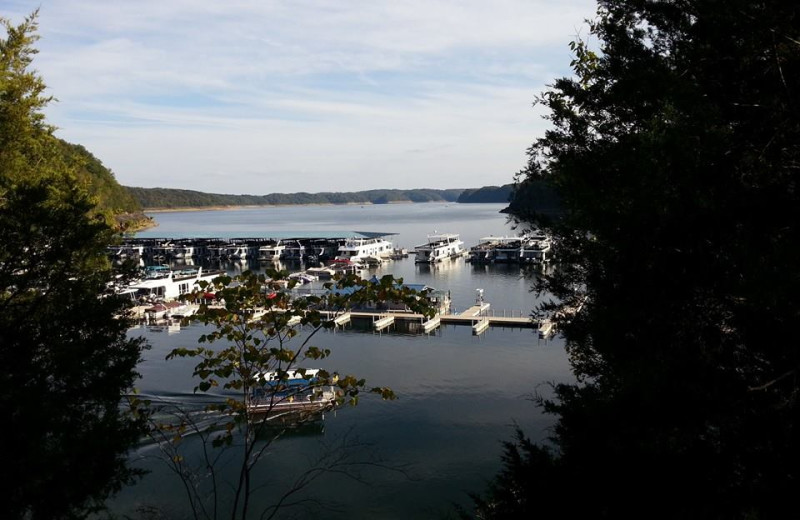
{"left": 373, "top": 315, "right": 395, "bottom": 332}
{"left": 318, "top": 304, "right": 536, "bottom": 335}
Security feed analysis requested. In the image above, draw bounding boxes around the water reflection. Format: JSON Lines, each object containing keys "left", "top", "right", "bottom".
{"left": 110, "top": 204, "right": 567, "bottom": 518}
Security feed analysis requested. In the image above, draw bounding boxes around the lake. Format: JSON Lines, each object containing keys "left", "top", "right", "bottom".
{"left": 113, "top": 203, "right": 572, "bottom": 519}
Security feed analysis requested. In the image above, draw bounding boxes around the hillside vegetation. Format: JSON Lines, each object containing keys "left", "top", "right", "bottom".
{"left": 56, "top": 140, "right": 152, "bottom": 230}
{"left": 126, "top": 186, "right": 465, "bottom": 209}
{"left": 456, "top": 184, "right": 513, "bottom": 203}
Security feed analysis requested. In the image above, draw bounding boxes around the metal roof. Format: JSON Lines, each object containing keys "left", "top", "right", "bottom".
{"left": 134, "top": 230, "right": 397, "bottom": 240}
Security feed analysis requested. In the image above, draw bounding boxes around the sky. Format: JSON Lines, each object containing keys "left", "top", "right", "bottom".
{"left": 5, "top": 0, "right": 596, "bottom": 194}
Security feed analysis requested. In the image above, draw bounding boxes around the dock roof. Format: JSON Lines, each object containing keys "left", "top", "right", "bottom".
{"left": 134, "top": 230, "right": 397, "bottom": 240}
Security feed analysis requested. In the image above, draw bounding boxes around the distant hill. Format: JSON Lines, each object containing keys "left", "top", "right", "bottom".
{"left": 125, "top": 187, "right": 466, "bottom": 209}
{"left": 457, "top": 184, "right": 514, "bottom": 203}
{"left": 57, "top": 140, "right": 152, "bottom": 231}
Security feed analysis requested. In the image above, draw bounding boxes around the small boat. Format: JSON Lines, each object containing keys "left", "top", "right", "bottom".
{"left": 166, "top": 301, "right": 197, "bottom": 319}
{"left": 144, "top": 302, "right": 169, "bottom": 320}
{"left": 288, "top": 272, "right": 317, "bottom": 284}
{"left": 247, "top": 369, "right": 338, "bottom": 421}
{"left": 306, "top": 266, "right": 336, "bottom": 279}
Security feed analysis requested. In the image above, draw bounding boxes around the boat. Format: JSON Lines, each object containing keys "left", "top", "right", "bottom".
{"left": 520, "top": 232, "right": 552, "bottom": 264}
{"left": 247, "top": 369, "right": 338, "bottom": 421}
{"left": 171, "top": 244, "right": 197, "bottom": 259}
{"left": 334, "top": 237, "right": 394, "bottom": 264}
{"left": 288, "top": 272, "right": 317, "bottom": 284}
{"left": 226, "top": 244, "right": 255, "bottom": 260}
{"left": 281, "top": 240, "right": 306, "bottom": 263}
{"left": 258, "top": 241, "right": 286, "bottom": 262}
{"left": 306, "top": 266, "right": 336, "bottom": 279}
{"left": 166, "top": 300, "right": 197, "bottom": 319}
{"left": 124, "top": 266, "right": 223, "bottom": 302}
{"left": 414, "top": 233, "right": 465, "bottom": 263}
{"left": 389, "top": 247, "right": 409, "bottom": 259}
{"left": 467, "top": 233, "right": 552, "bottom": 264}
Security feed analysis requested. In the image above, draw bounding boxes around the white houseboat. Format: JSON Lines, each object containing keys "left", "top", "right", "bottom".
{"left": 467, "top": 233, "right": 553, "bottom": 264}
{"left": 258, "top": 241, "right": 286, "bottom": 262}
{"left": 414, "top": 233, "right": 465, "bottom": 263}
{"left": 125, "top": 266, "right": 222, "bottom": 302}
{"left": 335, "top": 237, "right": 394, "bottom": 264}
{"left": 520, "top": 232, "right": 552, "bottom": 264}
{"left": 226, "top": 244, "right": 255, "bottom": 260}
{"left": 171, "top": 244, "right": 198, "bottom": 259}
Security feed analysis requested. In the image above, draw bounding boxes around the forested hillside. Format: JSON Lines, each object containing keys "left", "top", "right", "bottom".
{"left": 56, "top": 140, "right": 152, "bottom": 230}
{"left": 126, "top": 186, "right": 465, "bottom": 209}
{"left": 456, "top": 184, "right": 513, "bottom": 203}
{"left": 503, "top": 178, "right": 562, "bottom": 217}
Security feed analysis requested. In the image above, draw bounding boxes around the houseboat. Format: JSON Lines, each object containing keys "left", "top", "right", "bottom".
{"left": 493, "top": 237, "right": 525, "bottom": 263}
{"left": 150, "top": 243, "right": 175, "bottom": 261}
{"left": 247, "top": 369, "right": 338, "bottom": 421}
{"left": 414, "top": 233, "right": 465, "bottom": 263}
{"left": 467, "top": 236, "right": 504, "bottom": 263}
{"left": 125, "top": 266, "right": 222, "bottom": 302}
{"left": 520, "top": 232, "right": 552, "bottom": 264}
{"left": 467, "top": 233, "right": 553, "bottom": 264}
{"left": 226, "top": 244, "right": 255, "bottom": 260}
{"left": 335, "top": 237, "right": 394, "bottom": 264}
{"left": 281, "top": 240, "right": 306, "bottom": 263}
{"left": 258, "top": 241, "right": 286, "bottom": 262}
{"left": 171, "top": 243, "right": 198, "bottom": 259}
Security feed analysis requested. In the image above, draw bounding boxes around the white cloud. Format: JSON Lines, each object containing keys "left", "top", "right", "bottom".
{"left": 5, "top": 0, "right": 595, "bottom": 193}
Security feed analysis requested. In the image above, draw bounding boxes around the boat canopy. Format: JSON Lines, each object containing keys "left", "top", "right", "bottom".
{"left": 135, "top": 231, "right": 398, "bottom": 240}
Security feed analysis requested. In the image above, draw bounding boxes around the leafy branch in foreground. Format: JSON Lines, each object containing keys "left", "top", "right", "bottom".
{"left": 136, "top": 270, "right": 433, "bottom": 519}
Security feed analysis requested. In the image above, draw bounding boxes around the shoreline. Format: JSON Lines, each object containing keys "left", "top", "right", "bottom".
{"left": 144, "top": 200, "right": 456, "bottom": 213}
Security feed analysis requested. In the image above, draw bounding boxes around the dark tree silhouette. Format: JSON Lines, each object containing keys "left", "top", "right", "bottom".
{"left": 470, "top": 1, "right": 800, "bottom": 518}
{"left": 0, "top": 13, "right": 146, "bottom": 518}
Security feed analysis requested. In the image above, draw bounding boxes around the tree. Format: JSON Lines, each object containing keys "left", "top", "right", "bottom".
{"left": 0, "top": 12, "right": 146, "bottom": 518}
{"left": 141, "top": 270, "right": 433, "bottom": 519}
{"left": 471, "top": 1, "right": 800, "bottom": 518}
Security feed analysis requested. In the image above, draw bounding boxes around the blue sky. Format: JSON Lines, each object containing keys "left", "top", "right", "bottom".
{"left": 6, "top": 0, "right": 596, "bottom": 194}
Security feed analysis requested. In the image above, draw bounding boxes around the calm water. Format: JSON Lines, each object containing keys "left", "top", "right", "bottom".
{"left": 114, "top": 203, "right": 572, "bottom": 519}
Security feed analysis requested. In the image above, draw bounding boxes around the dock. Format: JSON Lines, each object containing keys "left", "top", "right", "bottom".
{"left": 318, "top": 304, "right": 536, "bottom": 335}
{"left": 422, "top": 316, "right": 441, "bottom": 333}
{"left": 333, "top": 312, "right": 352, "bottom": 327}
{"left": 373, "top": 315, "right": 395, "bottom": 332}
{"left": 129, "top": 301, "right": 540, "bottom": 337}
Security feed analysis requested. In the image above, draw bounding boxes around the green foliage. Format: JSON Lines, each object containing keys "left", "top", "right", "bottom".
{"left": 0, "top": 12, "right": 147, "bottom": 518}
{"left": 126, "top": 186, "right": 466, "bottom": 209}
{"left": 502, "top": 178, "right": 562, "bottom": 218}
{"left": 147, "top": 270, "right": 432, "bottom": 518}
{"left": 476, "top": 0, "right": 800, "bottom": 518}
{"left": 57, "top": 140, "right": 142, "bottom": 213}
{"left": 456, "top": 184, "right": 514, "bottom": 203}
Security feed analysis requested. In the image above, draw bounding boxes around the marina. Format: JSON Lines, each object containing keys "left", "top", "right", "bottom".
{"left": 109, "top": 231, "right": 398, "bottom": 265}
{"left": 110, "top": 203, "right": 568, "bottom": 519}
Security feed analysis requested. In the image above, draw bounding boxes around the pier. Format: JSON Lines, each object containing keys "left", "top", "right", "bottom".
{"left": 318, "top": 305, "right": 536, "bottom": 335}
{"left": 129, "top": 301, "right": 541, "bottom": 336}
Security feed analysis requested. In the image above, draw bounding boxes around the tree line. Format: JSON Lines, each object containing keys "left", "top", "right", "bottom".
{"left": 468, "top": 0, "right": 800, "bottom": 518}
{"left": 126, "top": 186, "right": 465, "bottom": 209}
